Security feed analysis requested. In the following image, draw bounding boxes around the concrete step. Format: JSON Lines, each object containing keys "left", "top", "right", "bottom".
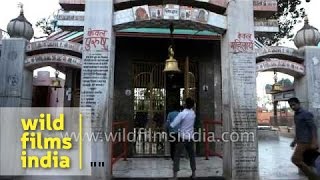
{"left": 112, "top": 177, "right": 225, "bottom": 180}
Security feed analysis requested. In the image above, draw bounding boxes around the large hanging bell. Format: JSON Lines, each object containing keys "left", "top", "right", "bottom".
{"left": 163, "top": 58, "right": 181, "bottom": 72}
{"left": 51, "top": 79, "right": 62, "bottom": 88}
{"left": 270, "top": 83, "right": 282, "bottom": 94}
{"left": 163, "top": 46, "right": 181, "bottom": 73}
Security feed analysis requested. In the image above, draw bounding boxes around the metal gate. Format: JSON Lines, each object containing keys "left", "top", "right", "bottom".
{"left": 133, "top": 60, "right": 198, "bottom": 156}
{"left": 133, "top": 62, "right": 166, "bottom": 155}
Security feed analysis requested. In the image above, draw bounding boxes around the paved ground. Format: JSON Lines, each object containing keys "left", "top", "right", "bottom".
{"left": 113, "top": 157, "right": 222, "bottom": 178}
{"left": 258, "top": 136, "right": 306, "bottom": 180}
{"left": 112, "top": 178, "right": 225, "bottom": 180}
{"left": 0, "top": 136, "right": 307, "bottom": 180}
{"left": 113, "top": 136, "right": 307, "bottom": 179}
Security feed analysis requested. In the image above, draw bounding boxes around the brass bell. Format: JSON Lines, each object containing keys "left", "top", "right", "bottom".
{"left": 270, "top": 83, "right": 282, "bottom": 94}
{"left": 51, "top": 70, "right": 62, "bottom": 89}
{"left": 163, "top": 46, "right": 181, "bottom": 73}
{"left": 52, "top": 79, "right": 61, "bottom": 88}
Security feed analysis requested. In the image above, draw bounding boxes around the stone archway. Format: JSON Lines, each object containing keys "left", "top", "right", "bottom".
{"left": 25, "top": 40, "right": 83, "bottom": 107}
{"left": 25, "top": 40, "right": 82, "bottom": 70}
{"left": 256, "top": 46, "right": 306, "bottom": 98}
{"left": 256, "top": 46, "right": 305, "bottom": 121}
{"left": 256, "top": 59, "right": 305, "bottom": 77}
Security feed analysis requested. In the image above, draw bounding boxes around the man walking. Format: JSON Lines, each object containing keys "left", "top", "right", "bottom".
{"left": 288, "top": 97, "right": 319, "bottom": 180}
{"left": 170, "top": 97, "right": 196, "bottom": 179}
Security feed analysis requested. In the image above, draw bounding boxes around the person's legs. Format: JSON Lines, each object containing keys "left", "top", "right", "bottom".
{"left": 184, "top": 140, "right": 196, "bottom": 178}
{"left": 292, "top": 143, "right": 318, "bottom": 179}
{"left": 170, "top": 133, "right": 177, "bottom": 161}
{"left": 170, "top": 141, "right": 175, "bottom": 161}
{"left": 173, "top": 141, "right": 184, "bottom": 178}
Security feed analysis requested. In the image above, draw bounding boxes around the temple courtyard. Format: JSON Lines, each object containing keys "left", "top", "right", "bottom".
{"left": 113, "top": 136, "right": 306, "bottom": 180}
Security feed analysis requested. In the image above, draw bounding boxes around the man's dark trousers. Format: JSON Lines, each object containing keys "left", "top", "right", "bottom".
{"left": 170, "top": 133, "right": 178, "bottom": 161}
{"left": 173, "top": 139, "right": 196, "bottom": 172}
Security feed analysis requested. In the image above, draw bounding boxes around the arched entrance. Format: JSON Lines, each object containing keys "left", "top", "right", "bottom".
{"left": 255, "top": 46, "right": 310, "bottom": 179}
{"left": 25, "top": 40, "right": 82, "bottom": 107}
{"left": 256, "top": 46, "right": 305, "bottom": 100}
{"left": 256, "top": 46, "right": 304, "bottom": 126}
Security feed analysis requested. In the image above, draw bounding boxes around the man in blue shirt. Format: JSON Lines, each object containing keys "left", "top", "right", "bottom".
{"left": 289, "top": 97, "right": 318, "bottom": 180}
{"left": 166, "top": 103, "right": 182, "bottom": 161}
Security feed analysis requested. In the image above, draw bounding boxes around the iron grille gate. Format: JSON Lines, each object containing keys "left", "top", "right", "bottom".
{"left": 133, "top": 61, "right": 198, "bottom": 156}
{"left": 133, "top": 62, "right": 166, "bottom": 156}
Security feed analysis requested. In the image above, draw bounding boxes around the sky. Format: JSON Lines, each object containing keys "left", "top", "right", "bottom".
{"left": 1, "top": 0, "right": 320, "bottom": 106}
{"left": 0, "top": 0, "right": 61, "bottom": 78}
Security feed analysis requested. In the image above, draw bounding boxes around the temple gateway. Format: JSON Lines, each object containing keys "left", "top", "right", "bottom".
{"left": 1, "top": 0, "right": 320, "bottom": 179}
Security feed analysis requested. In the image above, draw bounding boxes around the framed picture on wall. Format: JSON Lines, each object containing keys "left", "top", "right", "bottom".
{"left": 133, "top": 5, "right": 150, "bottom": 21}
{"left": 192, "top": 8, "right": 209, "bottom": 23}
{"left": 163, "top": 4, "right": 180, "bottom": 20}
{"left": 149, "top": 5, "right": 163, "bottom": 19}
{"left": 180, "top": 6, "right": 193, "bottom": 20}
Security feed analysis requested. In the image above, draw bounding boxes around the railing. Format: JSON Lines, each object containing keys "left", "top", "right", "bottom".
{"left": 204, "top": 119, "right": 223, "bottom": 160}
{"left": 111, "top": 121, "right": 129, "bottom": 174}
{"left": 270, "top": 115, "right": 294, "bottom": 127}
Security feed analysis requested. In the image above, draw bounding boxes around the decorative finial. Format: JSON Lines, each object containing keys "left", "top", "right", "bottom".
{"left": 273, "top": 71, "right": 277, "bottom": 83}
{"left": 168, "top": 45, "right": 174, "bottom": 58}
{"left": 304, "top": 15, "right": 309, "bottom": 25}
{"left": 18, "top": 2, "right": 23, "bottom": 15}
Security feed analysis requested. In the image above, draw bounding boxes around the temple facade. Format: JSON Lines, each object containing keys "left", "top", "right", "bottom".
{"left": 2, "top": 0, "right": 320, "bottom": 179}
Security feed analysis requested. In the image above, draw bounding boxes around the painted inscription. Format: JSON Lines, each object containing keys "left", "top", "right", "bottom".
{"left": 231, "top": 53, "right": 258, "bottom": 177}
{"left": 257, "top": 46, "right": 303, "bottom": 59}
{"left": 81, "top": 28, "right": 110, "bottom": 122}
{"left": 256, "top": 59, "right": 305, "bottom": 75}
{"left": 84, "top": 29, "right": 109, "bottom": 52}
{"left": 26, "top": 40, "right": 82, "bottom": 53}
{"left": 230, "top": 33, "right": 254, "bottom": 53}
{"left": 25, "top": 54, "right": 82, "bottom": 68}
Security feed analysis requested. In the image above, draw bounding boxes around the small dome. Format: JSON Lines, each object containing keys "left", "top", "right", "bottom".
{"left": 294, "top": 16, "right": 320, "bottom": 49}
{"left": 6, "top": 5, "right": 34, "bottom": 40}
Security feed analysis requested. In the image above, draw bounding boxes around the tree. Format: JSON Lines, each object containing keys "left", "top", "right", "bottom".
{"left": 265, "top": 78, "right": 293, "bottom": 91}
{"left": 256, "top": 0, "right": 307, "bottom": 46}
{"left": 35, "top": 9, "right": 61, "bottom": 37}
{"left": 278, "top": 78, "right": 293, "bottom": 88}
{"left": 35, "top": 17, "right": 57, "bottom": 36}
{"left": 265, "top": 84, "right": 273, "bottom": 91}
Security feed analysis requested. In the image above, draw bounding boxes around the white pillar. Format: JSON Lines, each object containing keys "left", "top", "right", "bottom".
{"left": 295, "top": 46, "right": 320, "bottom": 144}
{"left": 80, "top": 0, "right": 115, "bottom": 179}
{"left": 221, "top": 0, "right": 258, "bottom": 179}
{"left": 0, "top": 38, "right": 33, "bottom": 107}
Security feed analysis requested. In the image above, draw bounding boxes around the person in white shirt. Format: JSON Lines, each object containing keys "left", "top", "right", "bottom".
{"left": 170, "top": 97, "right": 196, "bottom": 179}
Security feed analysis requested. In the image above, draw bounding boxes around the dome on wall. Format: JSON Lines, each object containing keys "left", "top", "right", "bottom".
{"left": 294, "top": 16, "right": 320, "bottom": 49}
{"left": 6, "top": 6, "right": 34, "bottom": 40}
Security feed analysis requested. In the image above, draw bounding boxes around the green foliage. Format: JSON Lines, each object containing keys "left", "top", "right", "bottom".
{"left": 265, "top": 84, "right": 273, "bottom": 90}
{"left": 257, "top": 0, "right": 306, "bottom": 46}
{"left": 265, "top": 78, "right": 293, "bottom": 90}
{"left": 35, "top": 17, "right": 57, "bottom": 36}
{"left": 278, "top": 78, "right": 293, "bottom": 88}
